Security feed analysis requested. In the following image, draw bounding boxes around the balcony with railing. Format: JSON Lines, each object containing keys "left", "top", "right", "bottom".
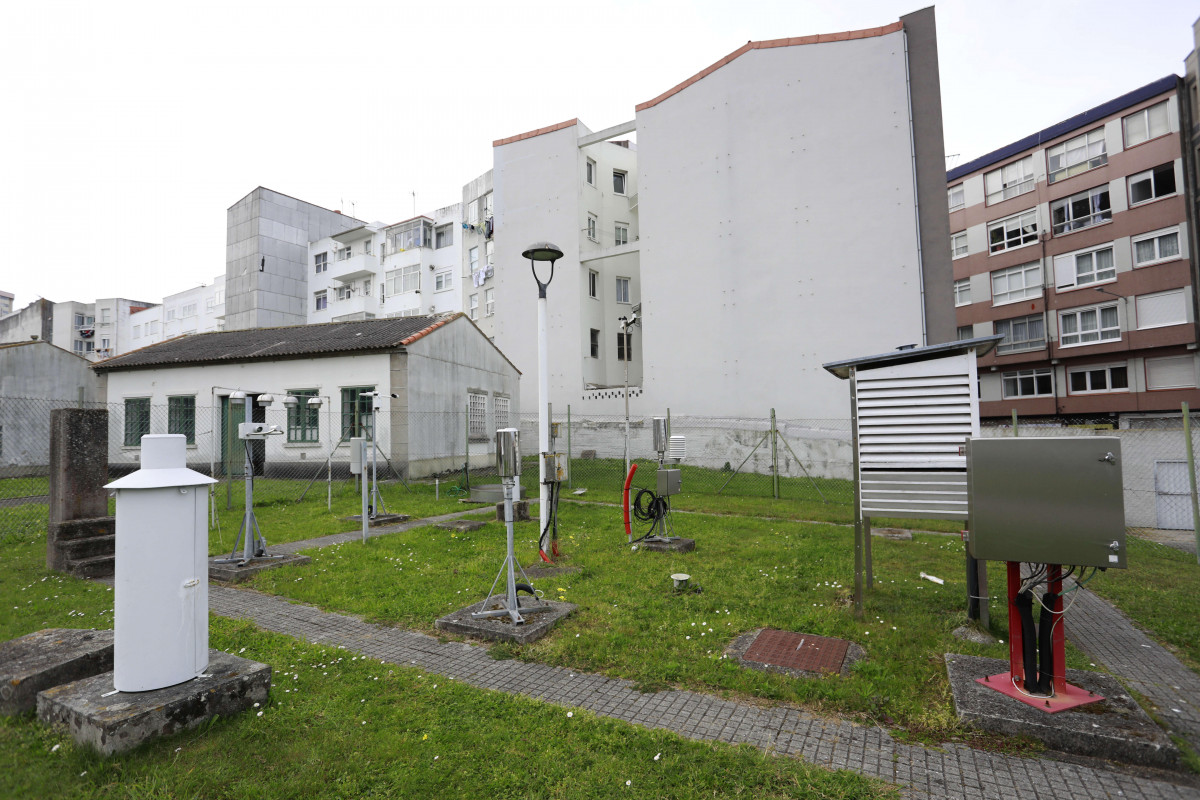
{"left": 332, "top": 252, "right": 380, "bottom": 284}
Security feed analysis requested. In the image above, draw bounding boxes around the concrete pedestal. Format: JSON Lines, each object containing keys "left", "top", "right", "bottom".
{"left": 0, "top": 629, "right": 114, "bottom": 715}
{"left": 38, "top": 650, "right": 271, "bottom": 756}
{"left": 208, "top": 553, "right": 311, "bottom": 583}
{"left": 342, "top": 513, "right": 410, "bottom": 527}
{"left": 640, "top": 538, "right": 695, "bottom": 553}
{"left": 436, "top": 599, "right": 576, "bottom": 645}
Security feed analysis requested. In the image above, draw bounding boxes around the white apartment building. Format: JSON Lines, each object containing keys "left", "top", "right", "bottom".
{"left": 307, "top": 204, "right": 463, "bottom": 324}
{"left": 127, "top": 276, "right": 225, "bottom": 352}
{"left": 491, "top": 9, "right": 952, "bottom": 420}
{"left": 0, "top": 291, "right": 13, "bottom": 317}
{"left": 461, "top": 172, "right": 496, "bottom": 336}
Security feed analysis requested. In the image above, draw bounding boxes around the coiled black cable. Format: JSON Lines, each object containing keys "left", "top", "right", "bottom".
{"left": 629, "top": 487, "right": 670, "bottom": 544}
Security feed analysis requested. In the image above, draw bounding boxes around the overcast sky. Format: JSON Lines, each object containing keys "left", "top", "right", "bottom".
{"left": 3, "top": 0, "right": 1196, "bottom": 308}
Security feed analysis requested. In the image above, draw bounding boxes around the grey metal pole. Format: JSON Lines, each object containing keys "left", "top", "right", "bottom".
{"left": 567, "top": 405, "right": 572, "bottom": 490}
{"left": 1012, "top": 409, "right": 1019, "bottom": 437}
{"left": 850, "top": 367, "right": 863, "bottom": 617}
{"left": 370, "top": 408, "right": 379, "bottom": 518}
{"left": 771, "top": 408, "right": 780, "bottom": 500}
{"left": 1184, "top": 402, "right": 1200, "bottom": 564}
{"left": 623, "top": 321, "right": 631, "bottom": 477}
{"left": 243, "top": 438, "right": 254, "bottom": 562}
{"left": 361, "top": 438, "right": 369, "bottom": 544}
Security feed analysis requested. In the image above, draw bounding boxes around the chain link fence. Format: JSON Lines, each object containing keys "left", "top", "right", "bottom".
{"left": 4, "top": 394, "right": 1200, "bottom": 540}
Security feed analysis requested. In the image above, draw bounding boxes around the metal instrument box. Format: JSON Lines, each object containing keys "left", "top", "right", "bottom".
{"left": 966, "top": 437, "right": 1126, "bottom": 568}
{"left": 543, "top": 452, "right": 568, "bottom": 482}
{"left": 657, "top": 468, "right": 681, "bottom": 497}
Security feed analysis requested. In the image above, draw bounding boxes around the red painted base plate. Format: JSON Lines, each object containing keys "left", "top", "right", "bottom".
{"left": 976, "top": 672, "right": 1104, "bottom": 713}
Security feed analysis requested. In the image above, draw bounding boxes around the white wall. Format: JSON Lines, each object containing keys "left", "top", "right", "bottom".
{"left": 636, "top": 30, "right": 925, "bottom": 419}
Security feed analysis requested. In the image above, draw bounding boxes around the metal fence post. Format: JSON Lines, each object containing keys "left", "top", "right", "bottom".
{"left": 771, "top": 408, "right": 780, "bottom": 499}
{"left": 1012, "top": 409, "right": 1019, "bottom": 437}
{"left": 567, "top": 404, "right": 572, "bottom": 490}
{"left": 1184, "top": 402, "right": 1200, "bottom": 564}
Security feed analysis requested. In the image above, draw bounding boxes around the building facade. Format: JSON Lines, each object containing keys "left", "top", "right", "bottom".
{"left": 492, "top": 8, "right": 950, "bottom": 420}
{"left": 126, "top": 276, "right": 226, "bottom": 352}
{"left": 949, "top": 76, "right": 1200, "bottom": 421}
{"left": 461, "top": 172, "right": 496, "bottom": 337}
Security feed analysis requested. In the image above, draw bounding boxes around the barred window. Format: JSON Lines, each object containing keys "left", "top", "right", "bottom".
{"left": 341, "top": 387, "right": 375, "bottom": 439}
{"left": 124, "top": 398, "right": 151, "bottom": 446}
{"left": 494, "top": 396, "right": 510, "bottom": 429}
{"left": 287, "top": 389, "right": 320, "bottom": 443}
{"left": 468, "top": 392, "right": 487, "bottom": 440}
{"left": 167, "top": 396, "right": 195, "bottom": 445}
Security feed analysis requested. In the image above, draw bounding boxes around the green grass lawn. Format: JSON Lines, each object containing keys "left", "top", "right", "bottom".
{"left": 0, "top": 529, "right": 894, "bottom": 799}
{"left": 246, "top": 503, "right": 1047, "bottom": 740}
{"left": 0, "top": 476, "right": 49, "bottom": 500}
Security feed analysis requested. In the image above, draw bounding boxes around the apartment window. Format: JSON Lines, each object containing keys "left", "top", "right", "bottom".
{"left": 74, "top": 313, "right": 85, "bottom": 328}
{"left": 616, "top": 276, "right": 630, "bottom": 304}
{"left": 287, "top": 389, "right": 319, "bottom": 443}
{"left": 213, "top": 289, "right": 224, "bottom": 306}
{"left": 1051, "top": 186, "right": 1110, "bottom": 235}
{"left": 100, "top": 308, "right": 111, "bottom": 324}
{"left": 469, "top": 293, "right": 479, "bottom": 320}
{"left": 484, "top": 193, "right": 493, "bottom": 219}
{"left": 362, "top": 279, "right": 370, "bottom": 296}
{"left": 340, "top": 387, "right": 375, "bottom": 439}
{"left": 1146, "top": 356, "right": 1196, "bottom": 390}
{"left": 338, "top": 246, "right": 352, "bottom": 261}
{"left": 167, "top": 396, "right": 195, "bottom": 445}
{"left": 994, "top": 313, "right": 1045, "bottom": 354}
{"left": 85, "top": 341, "right": 94, "bottom": 353}
{"left": 469, "top": 246, "right": 479, "bottom": 273}
{"left": 435, "top": 270, "right": 452, "bottom": 291}
{"left": 387, "top": 219, "right": 432, "bottom": 251}
{"left": 984, "top": 155, "right": 1035, "bottom": 204}
{"left": 957, "top": 325, "right": 974, "bottom": 341}
{"left": 100, "top": 338, "right": 110, "bottom": 352}
{"left": 1059, "top": 303, "right": 1120, "bottom": 347}
{"left": 615, "top": 223, "right": 629, "bottom": 246}
{"left": 363, "top": 239, "right": 372, "bottom": 255}
{"left": 1135, "top": 289, "right": 1187, "bottom": 330}
{"left": 73, "top": 340, "right": 84, "bottom": 354}
{"left": 468, "top": 392, "right": 487, "bottom": 440}
{"left": 1054, "top": 245, "right": 1114, "bottom": 291}
{"left": 1128, "top": 163, "right": 1177, "bottom": 206}
{"left": 1123, "top": 99, "right": 1169, "bottom": 147}
{"left": 485, "top": 288, "right": 494, "bottom": 316}
{"left": 991, "top": 262, "right": 1041, "bottom": 306}
{"left": 315, "top": 252, "right": 328, "bottom": 273}
{"left": 1047, "top": 128, "right": 1107, "bottom": 183}
{"left": 315, "top": 291, "right": 328, "bottom": 311}
{"left": 206, "top": 297, "right": 215, "bottom": 311}
{"left": 616, "top": 331, "right": 632, "bottom": 361}
{"left": 386, "top": 265, "right": 419, "bottom": 294}
{"left": 1002, "top": 368, "right": 1053, "bottom": 399}
{"left": 124, "top": 398, "right": 151, "bottom": 446}
{"left": 589, "top": 329, "right": 600, "bottom": 358}
{"left": 485, "top": 240, "right": 494, "bottom": 266}
{"left": 951, "top": 231, "right": 968, "bottom": 259}
{"left": 435, "top": 224, "right": 453, "bottom": 249}
{"left": 494, "top": 395, "right": 510, "bottom": 429}
{"left": 181, "top": 303, "right": 197, "bottom": 317}
{"left": 336, "top": 284, "right": 353, "bottom": 301}
{"left": 586, "top": 158, "right": 596, "bottom": 185}
{"left": 613, "top": 170, "right": 627, "bottom": 195}
{"left": 148, "top": 320, "right": 159, "bottom": 335}
{"left": 588, "top": 270, "right": 598, "bottom": 298}
{"left": 988, "top": 210, "right": 1038, "bottom": 253}
{"left": 166, "top": 308, "right": 177, "bottom": 321}
{"left": 587, "top": 214, "right": 597, "bottom": 242}
{"left": 133, "top": 325, "right": 142, "bottom": 338}
{"left": 1133, "top": 228, "right": 1181, "bottom": 267}
{"left": 86, "top": 315, "right": 94, "bottom": 325}
{"left": 1069, "top": 364, "right": 1128, "bottom": 394}
{"left": 953, "top": 278, "right": 971, "bottom": 307}
{"left": 948, "top": 184, "right": 965, "bottom": 212}
{"left": 467, "top": 200, "right": 479, "bottom": 226}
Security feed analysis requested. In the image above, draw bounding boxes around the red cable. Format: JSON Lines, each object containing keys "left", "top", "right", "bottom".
{"left": 623, "top": 463, "right": 638, "bottom": 542}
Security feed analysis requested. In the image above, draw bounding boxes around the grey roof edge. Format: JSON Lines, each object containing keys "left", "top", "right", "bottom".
{"left": 822, "top": 335, "right": 1004, "bottom": 380}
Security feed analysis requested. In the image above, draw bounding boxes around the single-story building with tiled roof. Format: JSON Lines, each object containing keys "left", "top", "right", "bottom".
{"left": 92, "top": 314, "right": 520, "bottom": 479}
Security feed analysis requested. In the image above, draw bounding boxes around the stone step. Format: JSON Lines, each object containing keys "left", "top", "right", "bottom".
{"left": 58, "top": 535, "right": 114, "bottom": 562}
{"left": 67, "top": 554, "right": 114, "bottom": 580}
{"left": 51, "top": 517, "right": 114, "bottom": 541}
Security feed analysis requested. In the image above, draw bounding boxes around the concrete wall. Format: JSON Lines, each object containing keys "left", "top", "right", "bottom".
{"left": 0, "top": 299, "right": 53, "bottom": 346}
{"left": 224, "top": 188, "right": 364, "bottom": 331}
{"left": 636, "top": 27, "right": 928, "bottom": 419}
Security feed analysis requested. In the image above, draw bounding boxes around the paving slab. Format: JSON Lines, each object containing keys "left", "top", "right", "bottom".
{"left": 639, "top": 537, "right": 695, "bottom": 553}
{"left": 435, "top": 599, "right": 577, "bottom": 644}
{"left": 436, "top": 519, "right": 488, "bottom": 533}
{"left": 727, "top": 628, "right": 865, "bottom": 679}
{"left": 37, "top": 650, "right": 270, "bottom": 756}
{"left": 946, "top": 653, "right": 1180, "bottom": 770}
{"left": 208, "top": 553, "right": 311, "bottom": 583}
{"left": 0, "top": 629, "right": 114, "bottom": 715}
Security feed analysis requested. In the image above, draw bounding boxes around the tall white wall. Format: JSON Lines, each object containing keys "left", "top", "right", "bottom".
{"left": 636, "top": 31, "right": 925, "bottom": 419}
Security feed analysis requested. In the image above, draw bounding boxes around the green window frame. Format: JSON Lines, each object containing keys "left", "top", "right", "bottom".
{"left": 124, "top": 398, "right": 151, "bottom": 446}
{"left": 341, "top": 387, "right": 375, "bottom": 440}
{"left": 167, "top": 396, "right": 196, "bottom": 444}
{"left": 288, "top": 389, "right": 320, "bottom": 443}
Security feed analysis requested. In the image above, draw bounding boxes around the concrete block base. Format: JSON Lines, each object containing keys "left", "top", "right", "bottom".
{"left": 640, "top": 538, "right": 696, "bottom": 553}
{"left": 435, "top": 599, "right": 577, "bottom": 645}
{"left": 0, "top": 629, "right": 114, "bottom": 715}
{"left": 342, "top": 513, "right": 410, "bottom": 527}
{"left": 496, "top": 501, "right": 531, "bottom": 522}
{"left": 38, "top": 650, "right": 271, "bottom": 756}
{"left": 437, "top": 519, "right": 488, "bottom": 533}
{"left": 208, "top": 553, "right": 311, "bottom": 583}
{"left": 946, "top": 654, "right": 1180, "bottom": 769}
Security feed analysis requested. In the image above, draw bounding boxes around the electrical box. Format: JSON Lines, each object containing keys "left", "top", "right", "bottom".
{"left": 657, "top": 468, "right": 681, "bottom": 497}
{"left": 349, "top": 436, "right": 366, "bottom": 475}
{"left": 543, "top": 452, "right": 568, "bottom": 482}
{"left": 966, "top": 437, "right": 1126, "bottom": 568}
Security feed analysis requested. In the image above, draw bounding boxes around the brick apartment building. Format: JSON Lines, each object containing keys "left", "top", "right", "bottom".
{"left": 949, "top": 75, "right": 1200, "bottom": 423}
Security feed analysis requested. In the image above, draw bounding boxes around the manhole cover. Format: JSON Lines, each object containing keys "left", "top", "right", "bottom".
{"left": 742, "top": 629, "right": 849, "bottom": 675}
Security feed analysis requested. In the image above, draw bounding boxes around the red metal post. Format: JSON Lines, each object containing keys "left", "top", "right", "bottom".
{"left": 1007, "top": 561, "right": 1022, "bottom": 681}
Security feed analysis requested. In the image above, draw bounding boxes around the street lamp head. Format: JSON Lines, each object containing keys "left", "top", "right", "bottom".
{"left": 524, "top": 241, "right": 563, "bottom": 298}
{"left": 522, "top": 242, "right": 563, "bottom": 262}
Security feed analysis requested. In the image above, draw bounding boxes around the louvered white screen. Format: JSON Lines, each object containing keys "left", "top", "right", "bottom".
{"left": 854, "top": 352, "right": 979, "bottom": 520}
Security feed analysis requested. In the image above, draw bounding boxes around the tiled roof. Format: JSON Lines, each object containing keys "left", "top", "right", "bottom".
{"left": 492, "top": 118, "right": 579, "bottom": 148}
{"left": 947, "top": 75, "right": 1180, "bottom": 182}
{"left": 93, "top": 315, "right": 459, "bottom": 372}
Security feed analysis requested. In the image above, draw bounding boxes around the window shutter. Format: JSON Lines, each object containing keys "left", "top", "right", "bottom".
{"left": 1135, "top": 290, "right": 1186, "bottom": 329}
{"left": 1147, "top": 356, "right": 1195, "bottom": 390}
{"left": 1054, "top": 253, "right": 1075, "bottom": 289}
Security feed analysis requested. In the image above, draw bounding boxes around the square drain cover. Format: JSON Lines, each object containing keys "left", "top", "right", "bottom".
{"left": 742, "top": 629, "right": 849, "bottom": 675}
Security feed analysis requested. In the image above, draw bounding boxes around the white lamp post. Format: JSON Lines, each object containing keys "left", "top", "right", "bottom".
{"left": 523, "top": 242, "right": 564, "bottom": 563}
